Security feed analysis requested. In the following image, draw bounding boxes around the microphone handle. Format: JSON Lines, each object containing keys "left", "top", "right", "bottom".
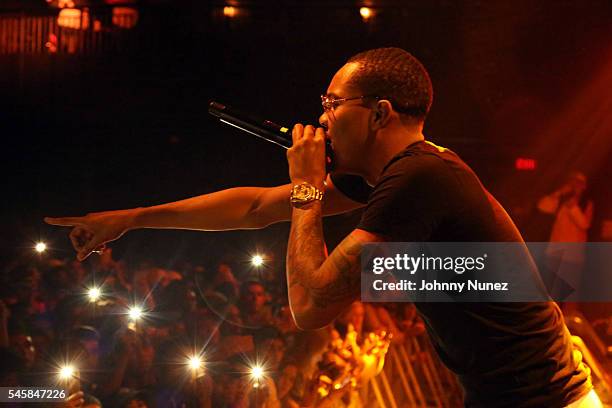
{"left": 208, "top": 101, "right": 334, "bottom": 172}
{"left": 209, "top": 101, "right": 292, "bottom": 149}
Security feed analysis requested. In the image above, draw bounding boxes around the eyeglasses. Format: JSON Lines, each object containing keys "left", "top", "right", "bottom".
{"left": 320, "top": 94, "right": 378, "bottom": 112}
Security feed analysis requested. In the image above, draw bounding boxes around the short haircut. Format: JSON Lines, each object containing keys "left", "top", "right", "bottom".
{"left": 346, "top": 47, "right": 433, "bottom": 120}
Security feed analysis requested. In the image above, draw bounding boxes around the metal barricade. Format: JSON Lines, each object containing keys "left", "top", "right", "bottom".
{"left": 362, "top": 315, "right": 612, "bottom": 408}
{"left": 360, "top": 333, "right": 463, "bottom": 408}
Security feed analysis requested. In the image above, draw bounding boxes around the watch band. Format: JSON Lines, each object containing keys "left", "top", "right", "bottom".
{"left": 290, "top": 182, "right": 325, "bottom": 208}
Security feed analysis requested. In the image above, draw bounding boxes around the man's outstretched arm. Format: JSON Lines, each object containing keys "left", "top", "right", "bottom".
{"left": 45, "top": 175, "right": 363, "bottom": 261}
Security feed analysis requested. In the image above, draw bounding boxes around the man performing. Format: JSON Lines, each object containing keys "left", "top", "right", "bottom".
{"left": 46, "top": 48, "right": 599, "bottom": 407}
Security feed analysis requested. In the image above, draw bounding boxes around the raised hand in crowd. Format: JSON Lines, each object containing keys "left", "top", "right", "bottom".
{"left": 60, "top": 391, "right": 84, "bottom": 408}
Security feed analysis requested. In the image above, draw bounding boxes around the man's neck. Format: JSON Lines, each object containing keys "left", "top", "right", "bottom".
{"left": 362, "top": 127, "right": 425, "bottom": 186}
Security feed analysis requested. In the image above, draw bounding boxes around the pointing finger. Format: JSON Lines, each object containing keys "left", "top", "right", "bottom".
{"left": 44, "top": 216, "right": 84, "bottom": 227}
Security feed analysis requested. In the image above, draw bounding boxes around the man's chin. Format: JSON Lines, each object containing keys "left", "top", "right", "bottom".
{"left": 333, "top": 157, "right": 358, "bottom": 174}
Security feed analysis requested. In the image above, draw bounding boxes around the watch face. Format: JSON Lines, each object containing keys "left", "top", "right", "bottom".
{"left": 291, "top": 183, "right": 323, "bottom": 207}
{"left": 295, "top": 184, "right": 313, "bottom": 200}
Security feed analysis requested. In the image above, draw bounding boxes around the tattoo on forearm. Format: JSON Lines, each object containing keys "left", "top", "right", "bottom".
{"left": 309, "top": 235, "right": 361, "bottom": 308}
{"left": 287, "top": 204, "right": 361, "bottom": 315}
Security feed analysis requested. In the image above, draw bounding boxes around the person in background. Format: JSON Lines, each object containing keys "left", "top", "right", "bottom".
{"left": 7, "top": 322, "right": 36, "bottom": 371}
{"left": 538, "top": 171, "right": 594, "bottom": 313}
{"left": 98, "top": 327, "right": 154, "bottom": 400}
{"left": 211, "top": 262, "right": 240, "bottom": 301}
{"left": 239, "top": 280, "right": 275, "bottom": 329}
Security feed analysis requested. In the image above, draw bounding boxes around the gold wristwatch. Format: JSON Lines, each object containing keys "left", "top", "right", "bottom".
{"left": 290, "top": 182, "right": 324, "bottom": 208}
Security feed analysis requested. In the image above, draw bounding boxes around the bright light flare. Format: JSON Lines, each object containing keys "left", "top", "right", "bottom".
{"left": 87, "top": 287, "right": 101, "bottom": 302}
{"left": 188, "top": 356, "right": 203, "bottom": 371}
{"left": 128, "top": 305, "right": 143, "bottom": 321}
{"left": 35, "top": 242, "right": 47, "bottom": 253}
{"left": 250, "top": 364, "right": 264, "bottom": 381}
{"left": 251, "top": 255, "right": 264, "bottom": 267}
{"left": 58, "top": 365, "right": 75, "bottom": 381}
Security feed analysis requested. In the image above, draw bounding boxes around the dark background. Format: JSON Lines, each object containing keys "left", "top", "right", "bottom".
{"left": 1, "top": 0, "right": 611, "bottom": 271}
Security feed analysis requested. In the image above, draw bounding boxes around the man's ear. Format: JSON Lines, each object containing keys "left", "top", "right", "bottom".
{"left": 370, "top": 99, "right": 393, "bottom": 130}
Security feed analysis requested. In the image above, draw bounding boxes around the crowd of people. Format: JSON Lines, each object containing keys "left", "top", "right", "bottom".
{"left": 0, "top": 248, "right": 425, "bottom": 408}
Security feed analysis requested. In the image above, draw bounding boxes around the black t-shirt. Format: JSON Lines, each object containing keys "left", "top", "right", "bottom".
{"left": 332, "top": 141, "right": 591, "bottom": 407}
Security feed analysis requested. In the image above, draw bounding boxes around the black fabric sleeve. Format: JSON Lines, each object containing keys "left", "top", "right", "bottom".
{"left": 329, "top": 173, "right": 373, "bottom": 204}
{"left": 357, "top": 155, "right": 453, "bottom": 241}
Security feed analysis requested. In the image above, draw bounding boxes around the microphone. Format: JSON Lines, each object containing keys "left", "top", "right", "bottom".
{"left": 208, "top": 101, "right": 334, "bottom": 172}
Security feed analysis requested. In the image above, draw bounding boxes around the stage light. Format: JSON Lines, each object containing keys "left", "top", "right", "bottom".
{"left": 35, "top": 242, "right": 47, "bottom": 253}
{"left": 58, "top": 365, "right": 75, "bottom": 381}
{"left": 359, "top": 7, "right": 374, "bottom": 21}
{"left": 87, "top": 287, "right": 101, "bottom": 302}
{"left": 57, "top": 0, "right": 75, "bottom": 8}
{"left": 251, "top": 255, "right": 264, "bottom": 267}
{"left": 112, "top": 7, "right": 139, "bottom": 29}
{"left": 223, "top": 6, "right": 237, "bottom": 18}
{"left": 57, "top": 8, "right": 89, "bottom": 30}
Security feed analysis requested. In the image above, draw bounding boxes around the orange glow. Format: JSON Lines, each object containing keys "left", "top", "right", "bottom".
{"left": 58, "top": 0, "right": 75, "bottom": 8}
{"left": 223, "top": 6, "right": 238, "bottom": 18}
{"left": 112, "top": 7, "right": 139, "bottom": 29}
{"left": 57, "top": 8, "right": 89, "bottom": 30}
{"left": 360, "top": 7, "right": 374, "bottom": 21}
